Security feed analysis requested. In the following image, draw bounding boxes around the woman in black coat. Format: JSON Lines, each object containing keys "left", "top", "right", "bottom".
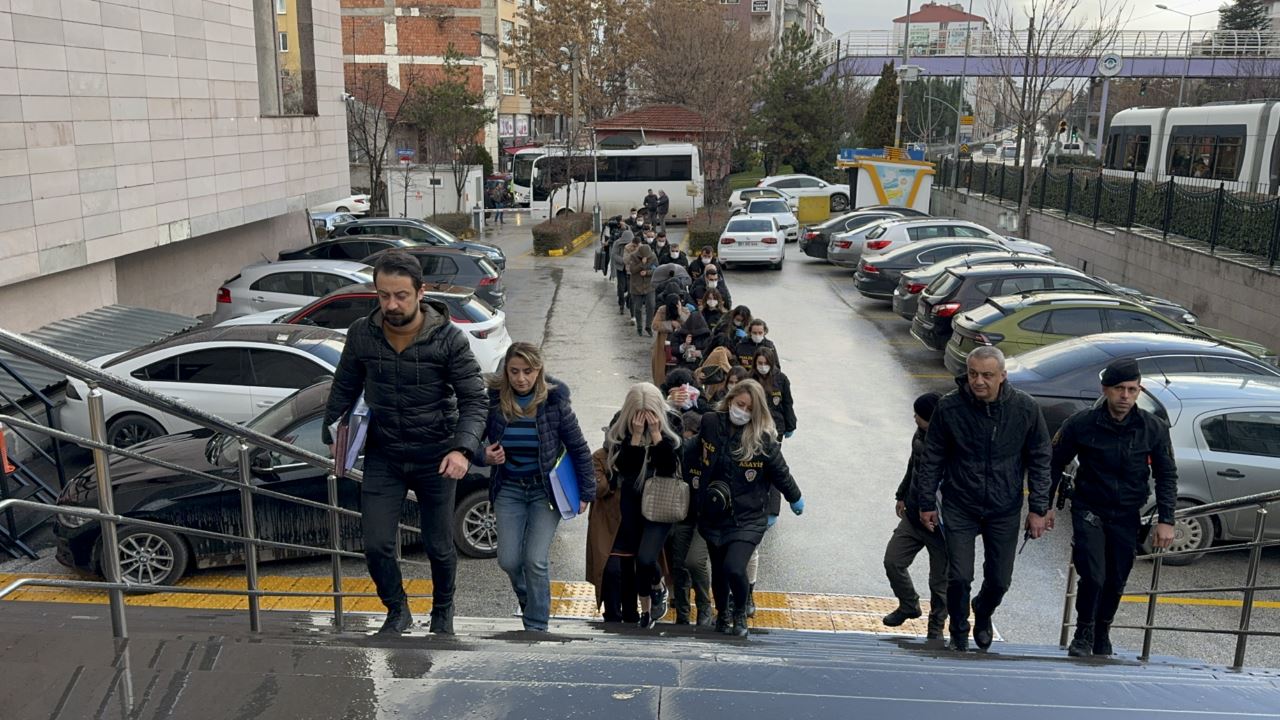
{"left": 686, "top": 380, "right": 803, "bottom": 637}
{"left": 749, "top": 346, "right": 796, "bottom": 440}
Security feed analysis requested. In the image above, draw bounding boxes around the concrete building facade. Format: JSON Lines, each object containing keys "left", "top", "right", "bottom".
{"left": 0, "top": 0, "right": 350, "bottom": 332}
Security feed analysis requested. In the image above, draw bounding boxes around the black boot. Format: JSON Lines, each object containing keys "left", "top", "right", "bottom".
{"left": 638, "top": 612, "right": 656, "bottom": 629}
{"left": 715, "top": 612, "right": 732, "bottom": 634}
{"left": 377, "top": 603, "right": 412, "bottom": 635}
{"left": 882, "top": 605, "right": 923, "bottom": 627}
{"left": 429, "top": 605, "right": 454, "bottom": 635}
{"left": 949, "top": 632, "right": 969, "bottom": 651}
{"left": 1068, "top": 624, "right": 1095, "bottom": 658}
{"left": 1093, "top": 623, "right": 1114, "bottom": 656}
{"left": 972, "top": 608, "right": 994, "bottom": 650}
{"left": 745, "top": 583, "right": 756, "bottom": 618}
{"left": 696, "top": 601, "right": 714, "bottom": 629}
{"left": 731, "top": 612, "right": 749, "bottom": 638}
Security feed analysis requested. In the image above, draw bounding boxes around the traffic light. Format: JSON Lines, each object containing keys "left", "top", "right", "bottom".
{"left": 1140, "top": 79, "right": 1148, "bottom": 96}
{"left": 1058, "top": 120, "right": 1068, "bottom": 136}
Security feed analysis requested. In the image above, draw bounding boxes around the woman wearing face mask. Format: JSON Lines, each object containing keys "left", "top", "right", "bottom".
{"left": 661, "top": 367, "right": 711, "bottom": 415}
{"left": 694, "top": 346, "right": 734, "bottom": 405}
{"left": 651, "top": 293, "right": 707, "bottom": 386}
{"left": 479, "top": 343, "right": 595, "bottom": 632}
{"left": 697, "top": 289, "right": 725, "bottom": 332}
{"left": 735, "top": 318, "right": 776, "bottom": 369}
{"left": 604, "top": 383, "right": 683, "bottom": 629}
{"left": 686, "top": 380, "right": 803, "bottom": 637}
{"left": 750, "top": 347, "right": 795, "bottom": 441}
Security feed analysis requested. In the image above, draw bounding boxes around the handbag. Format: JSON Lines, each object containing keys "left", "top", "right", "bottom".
{"left": 637, "top": 446, "right": 689, "bottom": 524}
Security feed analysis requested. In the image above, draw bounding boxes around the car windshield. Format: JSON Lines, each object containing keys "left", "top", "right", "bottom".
{"left": 352, "top": 270, "right": 374, "bottom": 284}
{"left": 748, "top": 200, "right": 789, "bottom": 214}
{"left": 421, "top": 221, "right": 458, "bottom": 244}
{"left": 1013, "top": 341, "right": 1112, "bottom": 379}
{"left": 960, "top": 301, "right": 1007, "bottom": 328}
{"left": 294, "top": 337, "right": 345, "bottom": 369}
{"left": 727, "top": 219, "right": 773, "bottom": 233}
{"left": 478, "top": 258, "right": 500, "bottom": 278}
{"left": 866, "top": 223, "right": 889, "bottom": 239}
{"left": 925, "top": 272, "right": 963, "bottom": 296}
{"left": 213, "top": 389, "right": 309, "bottom": 466}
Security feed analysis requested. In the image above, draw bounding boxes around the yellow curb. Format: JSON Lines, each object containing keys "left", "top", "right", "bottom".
{"left": 546, "top": 229, "right": 595, "bottom": 257}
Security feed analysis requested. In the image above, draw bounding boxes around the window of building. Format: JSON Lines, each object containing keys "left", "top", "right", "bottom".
{"left": 520, "top": 68, "right": 530, "bottom": 91}
{"left": 501, "top": 20, "right": 515, "bottom": 43}
{"left": 503, "top": 68, "right": 516, "bottom": 95}
{"left": 252, "top": 0, "right": 317, "bottom": 116}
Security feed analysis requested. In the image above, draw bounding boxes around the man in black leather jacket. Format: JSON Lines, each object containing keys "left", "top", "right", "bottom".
{"left": 324, "top": 251, "right": 487, "bottom": 636}
{"left": 916, "top": 346, "right": 1052, "bottom": 651}
{"left": 1051, "top": 358, "right": 1177, "bottom": 658}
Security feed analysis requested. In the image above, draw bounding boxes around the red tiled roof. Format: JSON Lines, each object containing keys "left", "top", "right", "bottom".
{"left": 591, "top": 104, "right": 727, "bottom": 133}
{"left": 893, "top": 2, "right": 987, "bottom": 24}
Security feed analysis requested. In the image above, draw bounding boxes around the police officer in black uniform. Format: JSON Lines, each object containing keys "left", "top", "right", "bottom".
{"left": 1051, "top": 358, "right": 1178, "bottom": 658}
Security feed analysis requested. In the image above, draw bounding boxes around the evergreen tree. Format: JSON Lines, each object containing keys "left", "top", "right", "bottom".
{"left": 1218, "top": 0, "right": 1269, "bottom": 30}
{"left": 858, "top": 63, "right": 899, "bottom": 149}
{"left": 751, "top": 25, "right": 840, "bottom": 176}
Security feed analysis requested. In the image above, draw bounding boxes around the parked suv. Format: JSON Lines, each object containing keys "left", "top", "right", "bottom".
{"left": 943, "top": 293, "right": 1272, "bottom": 376}
{"left": 892, "top": 251, "right": 1057, "bottom": 320}
{"left": 331, "top": 217, "right": 506, "bottom": 270}
{"left": 364, "top": 246, "right": 506, "bottom": 309}
{"left": 854, "top": 238, "right": 1005, "bottom": 300}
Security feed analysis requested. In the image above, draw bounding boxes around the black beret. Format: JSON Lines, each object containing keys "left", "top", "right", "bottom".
{"left": 1101, "top": 358, "right": 1141, "bottom": 387}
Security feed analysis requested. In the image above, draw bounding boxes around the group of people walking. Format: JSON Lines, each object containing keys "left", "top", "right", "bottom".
{"left": 325, "top": 230, "right": 1179, "bottom": 657}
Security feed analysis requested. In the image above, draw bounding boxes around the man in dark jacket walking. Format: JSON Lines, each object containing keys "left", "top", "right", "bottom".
{"left": 917, "top": 346, "right": 1052, "bottom": 651}
{"left": 1052, "top": 359, "right": 1177, "bottom": 658}
{"left": 324, "top": 251, "right": 488, "bottom": 636}
{"left": 643, "top": 189, "right": 658, "bottom": 223}
{"left": 882, "top": 392, "right": 947, "bottom": 639}
{"left": 655, "top": 190, "right": 670, "bottom": 232}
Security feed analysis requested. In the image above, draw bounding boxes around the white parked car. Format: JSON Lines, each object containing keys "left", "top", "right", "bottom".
{"left": 210, "top": 260, "right": 374, "bottom": 325}
{"left": 744, "top": 198, "right": 800, "bottom": 242}
{"left": 717, "top": 214, "right": 785, "bottom": 271}
{"left": 831, "top": 218, "right": 1053, "bottom": 267}
{"left": 60, "top": 326, "right": 345, "bottom": 448}
{"left": 757, "top": 174, "right": 851, "bottom": 212}
{"left": 309, "top": 194, "right": 370, "bottom": 216}
{"left": 214, "top": 282, "right": 512, "bottom": 373}
{"left": 728, "top": 187, "right": 798, "bottom": 213}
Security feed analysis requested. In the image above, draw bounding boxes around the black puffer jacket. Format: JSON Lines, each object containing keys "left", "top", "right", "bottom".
{"left": 894, "top": 428, "right": 931, "bottom": 530}
{"left": 323, "top": 299, "right": 487, "bottom": 462}
{"left": 916, "top": 378, "right": 1052, "bottom": 517}
{"left": 687, "top": 411, "right": 801, "bottom": 545}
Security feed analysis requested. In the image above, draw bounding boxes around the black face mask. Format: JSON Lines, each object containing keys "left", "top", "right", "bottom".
{"left": 702, "top": 368, "right": 726, "bottom": 385}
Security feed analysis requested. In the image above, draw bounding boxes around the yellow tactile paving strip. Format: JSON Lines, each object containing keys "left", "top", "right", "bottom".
{"left": 0, "top": 573, "right": 947, "bottom": 636}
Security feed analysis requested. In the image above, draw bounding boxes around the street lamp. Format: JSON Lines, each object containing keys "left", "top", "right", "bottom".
{"left": 1155, "top": 4, "right": 1219, "bottom": 107}
{"left": 894, "top": 0, "right": 913, "bottom": 148}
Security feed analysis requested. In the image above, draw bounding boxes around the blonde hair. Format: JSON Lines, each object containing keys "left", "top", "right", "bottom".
{"left": 719, "top": 379, "right": 777, "bottom": 461}
{"left": 607, "top": 382, "right": 681, "bottom": 471}
{"left": 489, "top": 342, "right": 549, "bottom": 420}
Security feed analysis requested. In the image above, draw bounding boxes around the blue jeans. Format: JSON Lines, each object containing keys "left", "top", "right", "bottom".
{"left": 494, "top": 479, "right": 562, "bottom": 631}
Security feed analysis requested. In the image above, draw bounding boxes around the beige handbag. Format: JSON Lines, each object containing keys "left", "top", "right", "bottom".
{"left": 638, "top": 446, "right": 689, "bottom": 524}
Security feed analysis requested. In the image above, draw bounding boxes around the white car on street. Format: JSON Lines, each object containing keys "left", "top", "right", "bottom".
{"left": 744, "top": 198, "right": 800, "bottom": 242}
{"left": 831, "top": 217, "right": 1053, "bottom": 267}
{"left": 210, "top": 260, "right": 374, "bottom": 325}
{"left": 309, "top": 193, "right": 370, "bottom": 216}
{"left": 757, "top": 174, "right": 851, "bottom": 212}
{"left": 717, "top": 214, "right": 785, "bottom": 270}
{"left": 60, "top": 326, "right": 345, "bottom": 448}
{"left": 215, "top": 283, "right": 512, "bottom": 373}
{"left": 728, "top": 187, "right": 798, "bottom": 213}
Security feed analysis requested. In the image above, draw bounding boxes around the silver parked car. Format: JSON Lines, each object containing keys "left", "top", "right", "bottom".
{"left": 211, "top": 260, "right": 373, "bottom": 324}
{"left": 1131, "top": 374, "right": 1280, "bottom": 564}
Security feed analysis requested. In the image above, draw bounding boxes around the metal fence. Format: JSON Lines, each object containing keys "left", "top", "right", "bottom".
{"left": 936, "top": 158, "right": 1280, "bottom": 268}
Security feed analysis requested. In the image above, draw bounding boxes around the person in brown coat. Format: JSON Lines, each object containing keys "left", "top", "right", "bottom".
{"left": 626, "top": 240, "right": 659, "bottom": 336}
{"left": 694, "top": 346, "right": 734, "bottom": 406}
{"left": 586, "top": 447, "right": 635, "bottom": 622}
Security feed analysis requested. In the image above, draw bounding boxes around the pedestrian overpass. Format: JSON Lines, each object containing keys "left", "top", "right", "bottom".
{"left": 820, "top": 29, "right": 1280, "bottom": 78}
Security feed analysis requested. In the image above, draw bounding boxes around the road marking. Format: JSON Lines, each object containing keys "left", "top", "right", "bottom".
{"left": 1120, "top": 595, "right": 1280, "bottom": 609}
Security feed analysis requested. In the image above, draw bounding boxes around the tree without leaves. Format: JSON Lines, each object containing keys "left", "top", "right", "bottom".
{"left": 344, "top": 65, "right": 424, "bottom": 217}
{"left": 858, "top": 63, "right": 898, "bottom": 150}
{"left": 632, "top": 0, "right": 767, "bottom": 203}
{"left": 405, "top": 49, "right": 497, "bottom": 212}
{"left": 752, "top": 24, "right": 841, "bottom": 178}
{"left": 979, "top": 0, "right": 1128, "bottom": 239}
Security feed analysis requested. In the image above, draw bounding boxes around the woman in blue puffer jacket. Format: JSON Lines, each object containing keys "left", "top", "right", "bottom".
{"left": 477, "top": 342, "right": 595, "bottom": 631}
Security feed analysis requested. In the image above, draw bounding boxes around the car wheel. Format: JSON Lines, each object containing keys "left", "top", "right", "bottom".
{"left": 772, "top": 258, "right": 784, "bottom": 271}
{"left": 106, "top": 414, "right": 165, "bottom": 448}
{"left": 454, "top": 489, "right": 498, "bottom": 558}
{"left": 336, "top": 206, "right": 349, "bottom": 213}
{"left": 1143, "top": 500, "right": 1214, "bottom": 566}
{"left": 830, "top": 193, "right": 850, "bottom": 212}
{"left": 98, "top": 525, "right": 190, "bottom": 587}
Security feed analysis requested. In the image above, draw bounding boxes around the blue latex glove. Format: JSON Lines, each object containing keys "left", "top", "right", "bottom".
{"left": 790, "top": 498, "right": 805, "bottom": 516}
{"left": 685, "top": 303, "right": 696, "bottom": 313}
{"left": 767, "top": 514, "right": 778, "bottom": 528}
{"left": 784, "top": 430, "right": 794, "bottom": 439}
{"left": 735, "top": 328, "right": 747, "bottom": 338}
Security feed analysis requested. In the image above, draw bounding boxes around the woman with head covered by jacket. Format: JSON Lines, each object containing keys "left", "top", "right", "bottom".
{"left": 478, "top": 343, "right": 595, "bottom": 632}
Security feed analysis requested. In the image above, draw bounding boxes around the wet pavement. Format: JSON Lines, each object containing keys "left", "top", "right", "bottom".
{"left": 3, "top": 220, "right": 1279, "bottom": 669}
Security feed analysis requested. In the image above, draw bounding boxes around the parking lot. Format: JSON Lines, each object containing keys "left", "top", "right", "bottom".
{"left": 4, "top": 219, "right": 1278, "bottom": 668}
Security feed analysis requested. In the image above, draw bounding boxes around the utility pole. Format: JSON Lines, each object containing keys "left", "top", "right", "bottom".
{"left": 1014, "top": 15, "right": 1034, "bottom": 169}
{"left": 569, "top": 44, "right": 580, "bottom": 147}
{"left": 893, "top": 0, "right": 912, "bottom": 148}
{"left": 950, "top": 0, "right": 974, "bottom": 183}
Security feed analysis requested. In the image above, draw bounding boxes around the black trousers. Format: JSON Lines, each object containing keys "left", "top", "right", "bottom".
{"left": 941, "top": 503, "right": 1020, "bottom": 635}
{"left": 1072, "top": 505, "right": 1142, "bottom": 629}
{"left": 361, "top": 453, "right": 457, "bottom": 612}
{"left": 883, "top": 517, "right": 949, "bottom": 632}
{"left": 602, "top": 555, "right": 640, "bottom": 622}
{"left": 707, "top": 539, "right": 757, "bottom": 616}
{"left": 666, "top": 520, "right": 712, "bottom": 616}
{"left": 616, "top": 270, "right": 630, "bottom": 310}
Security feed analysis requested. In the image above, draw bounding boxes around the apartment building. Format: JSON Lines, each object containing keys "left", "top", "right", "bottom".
{"left": 0, "top": 0, "right": 350, "bottom": 332}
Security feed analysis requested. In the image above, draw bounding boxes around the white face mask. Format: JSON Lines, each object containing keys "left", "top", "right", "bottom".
{"left": 756, "top": 364, "right": 771, "bottom": 375}
{"left": 750, "top": 333, "right": 765, "bottom": 344}
{"left": 729, "top": 406, "right": 751, "bottom": 427}
{"left": 706, "top": 300, "right": 719, "bottom": 309}
{"left": 657, "top": 240, "right": 667, "bottom": 247}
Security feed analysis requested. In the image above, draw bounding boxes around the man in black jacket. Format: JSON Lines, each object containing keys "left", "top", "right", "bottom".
{"left": 883, "top": 392, "right": 947, "bottom": 639}
{"left": 917, "top": 346, "right": 1052, "bottom": 651}
{"left": 643, "top": 189, "right": 658, "bottom": 222}
{"left": 655, "top": 190, "right": 670, "bottom": 232}
{"left": 324, "top": 251, "right": 487, "bottom": 636}
{"left": 1052, "top": 359, "right": 1177, "bottom": 658}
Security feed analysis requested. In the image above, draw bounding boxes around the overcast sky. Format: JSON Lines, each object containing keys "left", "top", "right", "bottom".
{"left": 823, "top": 0, "right": 1231, "bottom": 37}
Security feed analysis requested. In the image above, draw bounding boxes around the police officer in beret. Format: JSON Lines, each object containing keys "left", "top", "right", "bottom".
{"left": 1050, "top": 358, "right": 1178, "bottom": 658}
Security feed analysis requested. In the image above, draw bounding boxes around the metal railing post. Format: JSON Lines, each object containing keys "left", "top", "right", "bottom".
{"left": 1140, "top": 553, "right": 1163, "bottom": 661}
{"left": 326, "top": 472, "right": 345, "bottom": 630}
{"left": 1039, "top": 167, "right": 1048, "bottom": 210}
{"left": 1127, "top": 170, "right": 1139, "bottom": 229}
{"left": 1163, "top": 176, "right": 1176, "bottom": 240}
{"left": 1065, "top": 169, "right": 1075, "bottom": 219}
{"left": 1059, "top": 561, "right": 1077, "bottom": 648}
{"left": 998, "top": 163, "right": 1006, "bottom": 200}
{"left": 236, "top": 443, "right": 261, "bottom": 633}
{"left": 1233, "top": 507, "right": 1268, "bottom": 670}
{"left": 86, "top": 386, "right": 128, "bottom": 639}
{"left": 1209, "top": 183, "right": 1226, "bottom": 253}
{"left": 1092, "top": 173, "right": 1103, "bottom": 228}
{"left": 1269, "top": 200, "right": 1280, "bottom": 268}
